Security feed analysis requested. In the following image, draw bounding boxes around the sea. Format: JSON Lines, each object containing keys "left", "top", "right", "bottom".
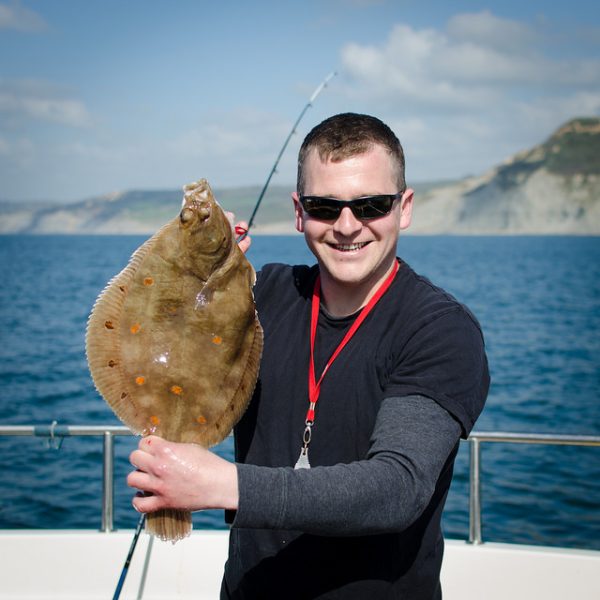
{"left": 0, "top": 234, "right": 599, "bottom": 550}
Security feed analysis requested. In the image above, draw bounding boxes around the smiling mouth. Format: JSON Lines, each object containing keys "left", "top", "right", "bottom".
{"left": 329, "top": 242, "right": 370, "bottom": 252}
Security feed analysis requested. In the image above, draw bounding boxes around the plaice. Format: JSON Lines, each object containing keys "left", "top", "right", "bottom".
{"left": 85, "top": 178, "right": 263, "bottom": 541}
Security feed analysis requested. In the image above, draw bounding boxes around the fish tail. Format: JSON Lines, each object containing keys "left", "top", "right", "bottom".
{"left": 146, "top": 509, "right": 192, "bottom": 542}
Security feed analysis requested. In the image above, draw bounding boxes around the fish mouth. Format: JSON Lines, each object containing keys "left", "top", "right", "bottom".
{"left": 328, "top": 241, "right": 370, "bottom": 252}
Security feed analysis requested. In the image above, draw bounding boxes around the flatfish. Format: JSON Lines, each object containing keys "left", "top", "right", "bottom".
{"left": 85, "top": 179, "right": 263, "bottom": 541}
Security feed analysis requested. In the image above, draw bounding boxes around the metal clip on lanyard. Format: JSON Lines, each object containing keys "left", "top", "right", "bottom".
{"left": 295, "top": 403, "right": 315, "bottom": 469}
{"left": 294, "top": 261, "right": 399, "bottom": 470}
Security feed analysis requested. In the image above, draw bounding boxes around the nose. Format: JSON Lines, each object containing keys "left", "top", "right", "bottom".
{"left": 333, "top": 207, "right": 362, "bottom": 237}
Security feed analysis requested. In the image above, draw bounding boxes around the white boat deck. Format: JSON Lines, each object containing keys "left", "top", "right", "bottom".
{"left": 1, "top": 529, "right": 598, "bottom": 599}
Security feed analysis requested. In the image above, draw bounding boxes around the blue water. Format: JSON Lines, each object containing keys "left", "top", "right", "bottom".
{"left": 0, "top": 235, "right": 599, "bottom": 550}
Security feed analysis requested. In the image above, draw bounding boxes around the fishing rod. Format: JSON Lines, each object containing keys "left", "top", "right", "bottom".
{"left": 236, "top": 71, "right": 337, "bottom": 240}
{"left": 112, "top": 513, "right": 146, "bottom": 600}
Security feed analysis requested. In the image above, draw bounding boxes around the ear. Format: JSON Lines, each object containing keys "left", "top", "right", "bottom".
{"left": 399, "top": 188, "right": 414, "bottom": 230}
{"left": 292, "top": 192, "right": 304, "bottom": 233}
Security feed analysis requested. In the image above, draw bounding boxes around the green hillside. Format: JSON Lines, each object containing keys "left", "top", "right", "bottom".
{"left": 543, "top": 117, "right": 600, "bottom": 176}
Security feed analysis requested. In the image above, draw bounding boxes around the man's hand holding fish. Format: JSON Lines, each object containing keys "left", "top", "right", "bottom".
{"left": 128, "top": 435, "right": 239, "bottom": 512}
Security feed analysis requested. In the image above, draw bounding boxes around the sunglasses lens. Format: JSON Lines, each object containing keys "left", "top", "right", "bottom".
{"left": 300, "top": 194, "right": 399, "bottom": 220}
{"left": 353, "top": 196, "right": 394, "bottom": 219}
{"left": 301, "top": 198, "right": 342, "bottom": 220}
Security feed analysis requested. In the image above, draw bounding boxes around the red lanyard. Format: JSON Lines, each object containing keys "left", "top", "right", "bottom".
{"left": 305, "top": 259, "right": 400, "bottom": 425}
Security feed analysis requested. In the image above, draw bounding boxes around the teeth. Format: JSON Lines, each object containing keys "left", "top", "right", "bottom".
{"left": 334, "top": 242, "right": 367, "bottom": 251}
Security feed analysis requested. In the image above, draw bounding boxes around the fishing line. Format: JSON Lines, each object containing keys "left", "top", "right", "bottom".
{"left": 236, "top": 71, "right": 337, "bottom": 241}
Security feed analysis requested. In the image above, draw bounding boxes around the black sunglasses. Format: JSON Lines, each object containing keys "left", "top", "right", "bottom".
{"left": 299, "top": 192, "right": 404, "bottom": 221}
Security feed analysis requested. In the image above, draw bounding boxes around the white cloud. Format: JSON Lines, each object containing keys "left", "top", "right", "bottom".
{"left": 336, "top": 11, "right": 600, "bottom": 180}
{"left": 341, "top": 29, "right": 500, "bottom": 110}
{"left": 156, "top": 108, "right": 299, "bottom": 186}
{"left": 341, "top": 11, "right": 600, "bottom": 101}
{"left": 0, "top": 1, "right": 47, "bottom": 32}
{"left": 167, "top": 108, "right": 290, "bottom": 158}
{"left": 515, "top": 91, "right": 600, "bottom": 135}
{"left": 446, "top": 10, "right": 534, "bottom": 52}
{"left": 0, "top": 107, "right": 299, "bottom": 200}
{"left": 0, "top": 135, "right": 35, "bottom": 190}
{"left": 0, "top": 79, "right": 91, "bottom": 127}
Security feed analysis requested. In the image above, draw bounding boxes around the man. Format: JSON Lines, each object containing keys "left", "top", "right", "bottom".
{"left": 128, "top": 113, "right": 490, "bottom": 599}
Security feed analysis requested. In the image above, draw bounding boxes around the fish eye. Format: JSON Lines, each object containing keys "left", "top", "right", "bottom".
{"left": 180, "top": 207, "right": 195, "bottom": 224}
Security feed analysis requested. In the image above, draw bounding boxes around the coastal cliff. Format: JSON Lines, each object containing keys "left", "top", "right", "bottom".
{"left": 410, "top": 117, "right": 600, "bottom": 234}
{"left": 1, "top": 117, "right": 598, "bottom": 235}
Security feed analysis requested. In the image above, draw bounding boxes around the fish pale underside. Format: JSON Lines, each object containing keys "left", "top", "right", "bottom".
{"left": 86, "top": 179, "right": 263, "bottom": 542}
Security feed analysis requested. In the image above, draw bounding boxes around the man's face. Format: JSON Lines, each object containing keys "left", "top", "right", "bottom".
{"left": 292, "top": 144, "right": 413, "bottom": 294}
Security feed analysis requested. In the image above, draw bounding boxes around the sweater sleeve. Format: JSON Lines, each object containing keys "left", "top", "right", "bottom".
{"left": 231, "top": 394, "right": 461, "bottom": 536}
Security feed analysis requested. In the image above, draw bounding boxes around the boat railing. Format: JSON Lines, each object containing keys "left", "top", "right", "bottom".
{"left": 1, "top": 424, "right": 599, "bottom": 543}
{"left": 466, "top": 431, "right": 600, "bottom": 544}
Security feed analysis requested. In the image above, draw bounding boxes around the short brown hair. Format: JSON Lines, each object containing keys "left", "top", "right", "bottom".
{"left": 297, "top": 113, "right": 406, "bottom": 194}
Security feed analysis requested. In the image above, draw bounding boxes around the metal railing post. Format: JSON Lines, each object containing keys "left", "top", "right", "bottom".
{"left": 468, "top": 437, "right": 482, "bottom": 544}
{"left": 102, "top": 430, "right": 115, "bottom": 532}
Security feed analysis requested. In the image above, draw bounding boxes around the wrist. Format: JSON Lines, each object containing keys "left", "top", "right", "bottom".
{"left": 218, "top": 460, "right": 239, "bottom": 511}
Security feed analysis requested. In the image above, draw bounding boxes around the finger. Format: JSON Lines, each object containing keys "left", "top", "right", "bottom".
{"left": 129, "top": 448, "right": 153, "bottom": 471}
{"left": 132, "top": 491, "right": 163, "bottom": 514}
{"left": 239, "top": 237, "right": 251, "bottom": 254}
{"left": 236, "top": 228, "right": 252, "bottom": 253}
{"left": 126, "top": 469, "right": 154, "bottom": 491}
{"left": 138, "top": 434, "right": 162, "bottom": 453}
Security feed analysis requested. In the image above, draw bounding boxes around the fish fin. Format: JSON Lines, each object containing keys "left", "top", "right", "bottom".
{"left": 85, "top": 226, "right": 169, "bottom": 432}
{"left": 206, "top": 317, "right": 264, "bottom": 447}
{"left": 146, "top": 508, "right": 192, "bottom": 542}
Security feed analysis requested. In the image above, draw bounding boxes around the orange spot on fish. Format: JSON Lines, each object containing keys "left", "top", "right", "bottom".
{"left": 104, "top": 321, "right": 114, "bottom": 329}
{"left": 170, "top": 385, "right": 183, "bottom": 395}
{"left": 150, "top": 415, "right": 160, "bottom": 426}
{"left": 135, "top": 376, "right": 146, "bottom": 385}
{"left": 144, "top": 277, "right": 154, "bottom": 286}
{"left": 130, "top": 323, "right": 141, "bottom": 334}
{"left": 212, "top": 335, "right": 222, "bottom": 345}
{"left": 196, "top": 415, "right": 207, "bottom": 425}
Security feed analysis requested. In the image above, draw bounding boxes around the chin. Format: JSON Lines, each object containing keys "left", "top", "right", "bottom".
{"left": 322, "top": 263, "right": 372, "bottom": 286}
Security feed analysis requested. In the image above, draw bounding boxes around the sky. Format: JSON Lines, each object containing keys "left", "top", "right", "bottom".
{"left": 1, "top": 0, "right": 599, "bottom": 203}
